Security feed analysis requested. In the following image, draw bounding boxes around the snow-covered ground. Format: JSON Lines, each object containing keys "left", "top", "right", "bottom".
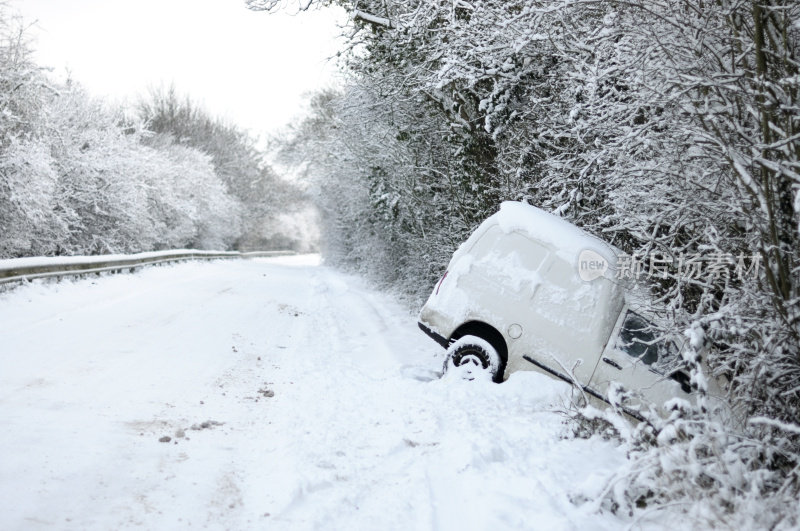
{"left": 0, "top": 256, "right": 633, "bottom": 530}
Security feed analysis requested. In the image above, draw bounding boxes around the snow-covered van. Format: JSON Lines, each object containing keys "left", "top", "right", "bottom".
{"left": 418, "top": 201, "right": 723, "bottom": 419}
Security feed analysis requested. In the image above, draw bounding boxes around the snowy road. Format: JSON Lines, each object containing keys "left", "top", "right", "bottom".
{"left": 0, "top": 256, "right": 630, "bottom": 530}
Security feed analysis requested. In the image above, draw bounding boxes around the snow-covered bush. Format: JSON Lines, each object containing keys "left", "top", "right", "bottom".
{"left": 578, "top": 322, "right": 800, "bottom": 528}
{"left": 44, "top": 89, "right": 157, "bottom": 254}
{"left": 157, "top": 143, "right": 243, "bottom": 250}
{"left": 0, "top": 138, "right": 64, "bottom": 256}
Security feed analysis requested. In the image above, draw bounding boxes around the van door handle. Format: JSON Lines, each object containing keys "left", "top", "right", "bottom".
{"left": 602, "top": 357, "right": 622, "bottom": 370}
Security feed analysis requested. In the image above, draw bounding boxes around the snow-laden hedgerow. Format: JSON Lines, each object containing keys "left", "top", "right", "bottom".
{"left": 0, "top": 9, "right": 303, "bottom": 258}
{"left": 268, "top": 0, "right": 800, "bottom": 525}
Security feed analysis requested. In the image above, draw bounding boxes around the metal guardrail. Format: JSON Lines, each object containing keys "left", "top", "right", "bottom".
{"left": 0, "top": 250, "right": 295, "bottom": 286}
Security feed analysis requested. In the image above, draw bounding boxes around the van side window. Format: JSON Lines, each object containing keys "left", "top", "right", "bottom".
{"left": 616, "top": 311, "right": 677, "bottom": 366}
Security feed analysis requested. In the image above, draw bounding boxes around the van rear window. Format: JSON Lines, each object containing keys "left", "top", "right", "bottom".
{"left": 469, "top": 226, "right": 548, "bottom": 271}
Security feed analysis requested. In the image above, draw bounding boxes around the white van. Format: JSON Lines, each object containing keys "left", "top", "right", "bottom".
{"left": 418, "top": 202, "right": 723, "bottom": 419}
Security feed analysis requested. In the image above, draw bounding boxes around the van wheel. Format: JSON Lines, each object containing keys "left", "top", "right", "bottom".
{"left": 443, "top": 335, "right": 504, "bottom": 383}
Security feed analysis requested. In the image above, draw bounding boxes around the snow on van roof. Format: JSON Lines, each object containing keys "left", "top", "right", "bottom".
{"left": 494, "top": 201, "right": 617, "bottom": 265}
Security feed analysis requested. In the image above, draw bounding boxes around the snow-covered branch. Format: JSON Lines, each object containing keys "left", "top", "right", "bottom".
{"left": 352, "top": 9, "right": 393, "bottom": 28}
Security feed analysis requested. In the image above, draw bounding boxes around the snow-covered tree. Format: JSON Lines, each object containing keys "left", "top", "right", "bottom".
{"left": 137, "top": 86, "right": 304, "bottom": 250}
{"left": 0, "top": 9, "right": 250, "bottom": 257}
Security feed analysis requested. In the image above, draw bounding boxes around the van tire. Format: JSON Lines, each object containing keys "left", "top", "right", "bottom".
{"left": 443, "top": 335, "right": 504, "bottom": 383}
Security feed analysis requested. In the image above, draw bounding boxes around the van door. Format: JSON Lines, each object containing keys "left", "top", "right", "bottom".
{"left": 518, "top": 254, "right": 612, "bottom": 385}
{"left": 588, "top": 308, "right": 691, "bottom": 416}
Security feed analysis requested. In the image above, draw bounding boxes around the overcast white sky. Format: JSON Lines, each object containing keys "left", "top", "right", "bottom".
{"left": 11, "top": 0, "right": 345, "bottom": 136}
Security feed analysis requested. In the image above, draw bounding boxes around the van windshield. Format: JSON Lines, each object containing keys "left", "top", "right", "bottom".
{"left": 616, "top": 311, "right": 678, "bottom": 369}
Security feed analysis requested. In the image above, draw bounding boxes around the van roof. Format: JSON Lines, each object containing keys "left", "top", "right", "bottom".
{"left": 492, "top": 201, "right": 617, "bottom": 266}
